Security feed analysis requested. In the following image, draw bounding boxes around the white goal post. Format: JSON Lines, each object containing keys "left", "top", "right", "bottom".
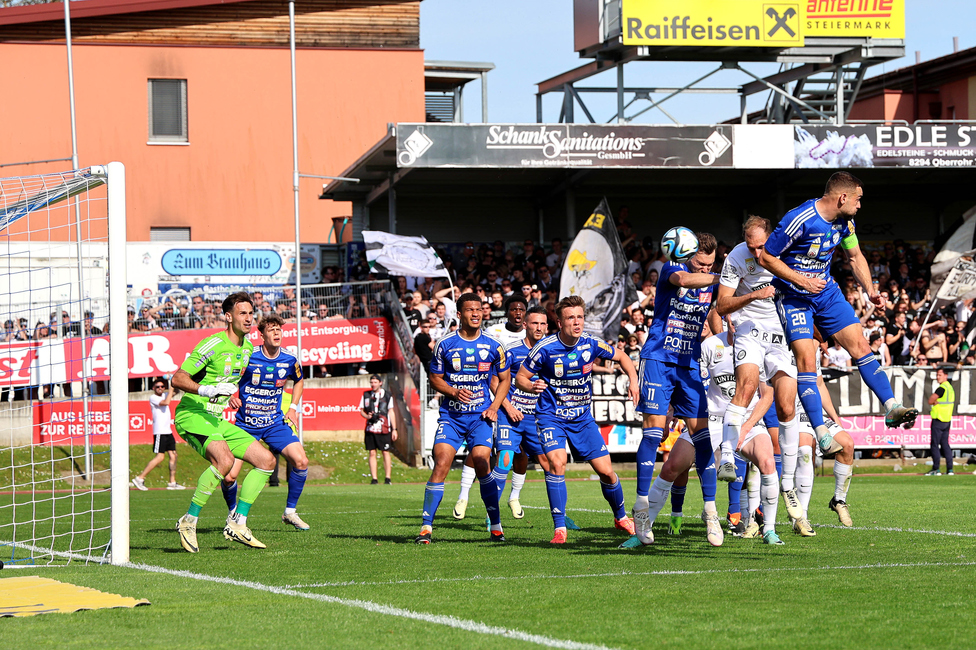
{"left": 0, "top": 161, "right": 128, "bottom": 566}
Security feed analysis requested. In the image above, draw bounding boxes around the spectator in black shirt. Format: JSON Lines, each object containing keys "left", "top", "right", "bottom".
{"left": 886, "top": 312, "right": 911, "bottom": 365}
{"left": 413, "top": 321, "right": 434, "bottom": 373}
{"left": 402, "top": 293, "right": 423, "bottom": 332}
{"left": 536, "top": 265, "right": 556, "bottom": 294}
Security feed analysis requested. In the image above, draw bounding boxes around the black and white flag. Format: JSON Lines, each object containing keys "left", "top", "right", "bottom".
{"left": 559, "top": 198, "right": 637, "bottom": 343}
{"left": 363, "top": 231, "right": 448, "bottom": 279}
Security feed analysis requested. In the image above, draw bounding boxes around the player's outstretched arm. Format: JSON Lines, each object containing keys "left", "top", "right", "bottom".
{"left": 714, "top": 282, "right": 775, "bottom": 318}
{"left": 668, "top": 269, "right": 717, "bottom": 290}
{"left": 612, "top": 347, "right": 639, "bottom": 406}
{"left": 757, "top": 250, "right": 826, "bottom": 294}
{"left": 171, "top": 369, "right": 237, "bottom": 398}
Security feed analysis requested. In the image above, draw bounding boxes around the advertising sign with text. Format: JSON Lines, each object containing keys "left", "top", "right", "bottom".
{"left": 795, "top": 124, "right": 976, "bottom": 169}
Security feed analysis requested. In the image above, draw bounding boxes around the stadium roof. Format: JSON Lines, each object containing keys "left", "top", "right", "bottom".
{"left": 0, "top": 0, "right": 261, "bottom": 27}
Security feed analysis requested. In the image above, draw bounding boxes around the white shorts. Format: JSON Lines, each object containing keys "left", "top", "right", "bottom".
{"left": 798, "top": 415, "right": 843, "bottom": 438}
{"left": 734, "top": 320, "right": 797, "bottom": 380}
{"left": 705, "top": 414, "right": 769, "bottom": 450}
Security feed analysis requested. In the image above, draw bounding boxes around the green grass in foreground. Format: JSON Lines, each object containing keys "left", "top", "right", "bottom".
{"left": 3, "top": 469, "right": 975, "bottom": 649}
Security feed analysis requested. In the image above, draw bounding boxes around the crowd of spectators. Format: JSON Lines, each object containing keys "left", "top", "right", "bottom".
{"left": 401, "top": 211, "right": 972, "bottom": 375}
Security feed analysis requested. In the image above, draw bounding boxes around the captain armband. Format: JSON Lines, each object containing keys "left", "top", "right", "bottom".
{"left": 840, "top": 233, "right": 859, "bottom": 250}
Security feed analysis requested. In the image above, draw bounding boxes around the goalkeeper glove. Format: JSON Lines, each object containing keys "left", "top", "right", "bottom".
{"left": 198, "top": 383, "right": 237, "bottom": 398}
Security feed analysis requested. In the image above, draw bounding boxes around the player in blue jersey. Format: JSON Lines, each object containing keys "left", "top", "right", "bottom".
{"left": 625, "top": 232, "right": 724, "bottom": 548}
{"left": 516, "top": 295, "right": 639, "bottom": 544}
{"left": 223, "top": 313, "right": 310, "bottom": 530}
{"left": 415, "top": 293, "right": 511, "bottom": 544}
{"left": 762, "top": 172, "right": 917, "bottom": 457}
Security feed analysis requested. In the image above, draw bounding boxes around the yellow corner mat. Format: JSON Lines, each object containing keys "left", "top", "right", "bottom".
{"left": 0, "top": 576, "right": 150, "bottom": 617}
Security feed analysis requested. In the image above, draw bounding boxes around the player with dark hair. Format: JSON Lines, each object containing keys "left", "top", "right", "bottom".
{"left": 625, "top": 232, "right": 724, "bottom": 548}
{"left": 222, "top": 313, "right": 310, "bottom": 531}
{"left": 415, "top": 292, "right": 511, "bottom": 544}
{"left": 762, "top": 172, "right": 916, "bottom": 460}
{"left": 172, "top": 292, "right": 276, "bottom": 552}
{"left": 517, "top": 295, "right": 639, "bottom": 544}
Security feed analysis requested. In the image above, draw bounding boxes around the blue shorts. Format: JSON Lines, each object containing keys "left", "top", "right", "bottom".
{"left": 496, "top": 411, "right": 539, "bottom": 456}
{"left": 636, "top": 358, "right": 708, "bottom": 419}
{"left": 434, "top": 412, "right": 494, "bottom": 451}
{"left": 776, "top": 283, "right": 860, "bottom": 343}
{"left": 238, "top": 420, "right": 300, "bottom": 456}
{"left": 537, "top": 416, "right": 608, "bottom": 462}
{"left": 763, "top": 408, "right": 780, "bottom": 430}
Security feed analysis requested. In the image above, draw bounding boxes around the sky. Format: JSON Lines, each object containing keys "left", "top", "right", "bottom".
{"left": 420, "top": 0, "right": 976, "bottom": 125}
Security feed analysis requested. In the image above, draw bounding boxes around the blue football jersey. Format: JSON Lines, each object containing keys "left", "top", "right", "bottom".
{"left": 430, "top": 331, "right": 508, "bottom": 415}
{"left": 764, "top": 198, "right": 855, "bottom": 295}
{"left": 236, "top": 347, "right": 302, "bottom": 432}
{"left": 640, "top": 261, "right": 714, "bottom": 368}
{"left": 524, "top": 333, "right": 615, "bottom": 422}
{"left": 505, "top": 340, "right": 540, "bottom": 416}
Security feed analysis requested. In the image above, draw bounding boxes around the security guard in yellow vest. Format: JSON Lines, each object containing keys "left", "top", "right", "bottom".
{"left": 926, "top": 367, "right": 955, "bottom": 476}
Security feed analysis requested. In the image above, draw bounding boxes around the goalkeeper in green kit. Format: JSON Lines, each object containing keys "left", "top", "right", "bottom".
{"left": 172, "top": 292, "right": 277, "bottom": 553}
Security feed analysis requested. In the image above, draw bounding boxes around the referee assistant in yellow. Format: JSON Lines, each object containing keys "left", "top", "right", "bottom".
{"left": 926, "top": 366, "right": 955, "bottom": 476}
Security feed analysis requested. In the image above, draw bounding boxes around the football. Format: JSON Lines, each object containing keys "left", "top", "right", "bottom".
{"left": 661, "top": 226, "right": 699, "bottom": 263}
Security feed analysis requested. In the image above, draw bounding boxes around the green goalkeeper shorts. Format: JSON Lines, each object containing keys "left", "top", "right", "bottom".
{"left": 175, "top": 412, "right": 255, "bottom": 460}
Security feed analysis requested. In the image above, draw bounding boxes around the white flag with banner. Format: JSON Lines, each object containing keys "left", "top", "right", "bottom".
{"left": 559, "top": 198, "right": 637, "bottom": 343}
{"left": 363, "top": 231, "right": 449, "bottom": 279}
{"left": 930, "top": 205, "right": 976, "bottom": 300}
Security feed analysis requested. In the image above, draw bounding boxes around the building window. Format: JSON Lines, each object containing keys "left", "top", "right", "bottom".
{"left": 148, "top": 79, "right": 187, "bottom": 143}
{"left": 150, "top": 227, "right": 190, "bottom": 241}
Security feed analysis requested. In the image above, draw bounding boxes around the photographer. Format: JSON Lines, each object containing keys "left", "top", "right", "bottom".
{"left": 359, "top": 374, "right": 397, "bottom": 485}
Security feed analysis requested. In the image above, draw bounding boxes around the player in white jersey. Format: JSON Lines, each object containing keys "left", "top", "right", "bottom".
{"left": 715, "top": 216, "right": 810, "bottom": 534}
{"left": 701, "top": 328, "right": 785, "bottom": 544}
{"left": 794, "top": 346, "right": 856, "bottom": 529}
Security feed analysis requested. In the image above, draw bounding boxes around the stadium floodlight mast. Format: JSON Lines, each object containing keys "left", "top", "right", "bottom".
{"left": 288, "top": 2, "right": 358, "bottom": 441}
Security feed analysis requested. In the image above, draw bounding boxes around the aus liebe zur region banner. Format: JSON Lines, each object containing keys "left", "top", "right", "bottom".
{"left": 396, "top": 123, "right": 734, "bottom": 169}
{"left": 33, "top": 387, "right": 369, "bottom": 445}
{"left": 0, "top": 318, "right": 391, "bottom": 388}
{"left": 795, "top": 124, "right": 976, "bottom": 169}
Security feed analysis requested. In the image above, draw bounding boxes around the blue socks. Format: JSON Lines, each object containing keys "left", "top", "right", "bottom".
{"left": 728, "top": 453, "right": 748, "bottom": 515}
{"left": 774, "top": 453, "right": 783, "bottom": 482}
{"left": 480, "top": 475, "right": 501, "bottom": 526}
{"left": 492, "top": 468, "right": 508, "bottom": 496}
{"left": 422, "top": 482, "right": 444, "bottom": 526}
{"left": 670, "top": 483, "right": 687, "bottom": 514}
{"left": 691, "top": 427, "right": 717, "bottom": 502}
{"left": 221, "top": 480, "right": 238, "bottom": 512}
{"left": 285, "top": 468, "right": 307, "bottom": 510}
{"left": 797, "top": 372, "right": 825, "bottom": 429}
{"left": 545, "top": 472, "right": 567, "bottom": 529}
{"left": 856, "top": 353, "right": 895, "bottom": 403}
{"left": 636, "top": 427, "right": 664, "bottom": 497}
{"left": 600, "top": 478, "right": 626, "bottom": 520}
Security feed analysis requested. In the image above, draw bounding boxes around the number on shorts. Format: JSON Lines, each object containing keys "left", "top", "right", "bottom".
{"left": 790, "top": 312, "right": 807, "bottom": 327}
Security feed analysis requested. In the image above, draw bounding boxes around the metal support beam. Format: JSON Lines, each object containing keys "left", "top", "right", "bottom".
{"left": 735, "top": 64, "right": 833, "bottom": 122}
{"left": 387, "top": 172, "right": 397, "bottom": 234}
{"left": 626, "top": 65, "right": 725, "bottom": 122}
{"left": 481, "top": 71, "right": 488, "bottom": 123}
{"left": 563, "top": 84, "right": 575, "bottom": 123}
{"left": 616, "top": 65, "right": 624, "bottom": 124}
{"left": 566, "top": 84, "right": 596, "bottom": 123}
{"left": 836, "top": 67, "right": 845, "bottom": 125}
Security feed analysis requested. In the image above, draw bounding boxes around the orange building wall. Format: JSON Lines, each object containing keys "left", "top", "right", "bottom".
{"left": 0, "top": 42, "right": 424, "bottom": 242}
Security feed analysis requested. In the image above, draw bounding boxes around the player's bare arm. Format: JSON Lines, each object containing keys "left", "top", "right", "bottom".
{"left": 757, "top": 250, "right": 826, "bottom": 294}
{"left": 515, "top": 365, "right": 547, "bottom": 394}
{"left": 483, "top": 367, "right": 511, "bottom": 422}
{"left": 491, "top": 375, "right": 523, "bottom": 423}
{"left": 286, "top": 378, "right": 304, "bottom": 426}
{"left": 669, "top": 269, "right": 718, "bottom": 289}
{"left": 843, "top": 244, "right": 883, "bottom": 307}
{"left": 611, "top": 347, "right": 640, "bottom": 406}
{"left": 715, "top": 282, "right": 775, "bottom": 317}
{"left": 430, "top": 373, "right": 472, "bottom": 402}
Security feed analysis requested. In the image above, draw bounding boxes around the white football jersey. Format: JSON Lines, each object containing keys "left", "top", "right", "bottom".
{"left": 485, "top": 322, "right": 526, "bottom": 350}
{"left": 719, "top": 241, "right": 781, "bottom": 330}
{"left": 700, "top": 332, "right": 763, "bottom": 415}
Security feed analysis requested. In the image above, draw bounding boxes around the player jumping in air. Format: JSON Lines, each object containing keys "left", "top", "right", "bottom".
{"left": 416, "top": 293, "right": 511, "bottom": 544}
{"left": 762, "top": 172, "right": 917, "bottom": 456}
{"left": 172, "top": 292, "right": 276, "bottom": 553}
{"left": 624, "top": 232, "right": 724, "bottom": 548}
{"left": 222, "top": 313, "right": 311, "bottom": 531}
{"left": 517, "top": 295, "right": 638, "bottom": 544}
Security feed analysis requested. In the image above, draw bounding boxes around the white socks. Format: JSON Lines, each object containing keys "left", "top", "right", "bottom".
{"left": 458, "top": 464, "right": 476, "bottom": 501}
{"left": 760, "top": 473, "right": 778, "bottom": 534}
{"left": 722, "top": 404, "right": 747, "bottom": 465}
{"left": 834, "top": 461, "right": 852, "bottom": 502}
{"left": 509, "top": 471, "right": 526, "bottom": 500}
{"left": 779, "top": 417, "right": 799, "bottom": 491}
{"left": 796, "top": 445, "right": 814, "bottom": 517}
{"left": 646, "top": 477, "right": 673, "bottom": 527}
{"left": 747, "top": 464, "right": 761, "bottom": 519}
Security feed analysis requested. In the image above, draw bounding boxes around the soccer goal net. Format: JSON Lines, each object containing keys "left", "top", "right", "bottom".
{"left": 0, "top": 162, "right": 128, "bottom": 567}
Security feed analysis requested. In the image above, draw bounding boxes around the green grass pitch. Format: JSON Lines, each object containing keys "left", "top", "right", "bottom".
{"left": 2, "top": 448, "right": 974, "bottom": 649}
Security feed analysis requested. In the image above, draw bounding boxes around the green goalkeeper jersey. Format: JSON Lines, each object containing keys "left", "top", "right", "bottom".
{"left": 175, "top": 330, "right": 254, "bottom": 420}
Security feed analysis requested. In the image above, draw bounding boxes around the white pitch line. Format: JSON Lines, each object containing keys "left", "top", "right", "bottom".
{"left": 125, "top": 562, "right": 619, "bottom": 650}
{"left": 814, "top": 523, "right": 976, "bottom": 538}
{"left": 284, "top": 560, "right": 976, "bottom": 590}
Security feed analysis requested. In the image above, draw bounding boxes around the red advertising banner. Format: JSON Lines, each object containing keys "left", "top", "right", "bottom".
{"left": 3, "top": 318, "right": 390, "bottom": 387}
{"left": 33, "top": 387, "right": 370, "bottom": 445}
